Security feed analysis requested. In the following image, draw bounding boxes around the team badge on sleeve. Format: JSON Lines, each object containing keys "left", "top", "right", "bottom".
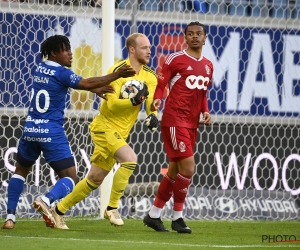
{"left": 70, "top": 74, "right": 81, "bottom": 84}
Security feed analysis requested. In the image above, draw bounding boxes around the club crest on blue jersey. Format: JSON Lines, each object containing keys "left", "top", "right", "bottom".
{"left": 70, "top": 74, "right": 81, "bottom": 84}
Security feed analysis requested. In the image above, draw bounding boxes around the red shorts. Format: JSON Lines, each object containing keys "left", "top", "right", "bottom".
{"left": 161, "top": 126, "right": 197, "bottom": 162}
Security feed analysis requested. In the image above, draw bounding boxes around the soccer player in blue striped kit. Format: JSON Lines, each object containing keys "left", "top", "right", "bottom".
{"left": 1, "top": 35, "right": 135, "bottom": 229}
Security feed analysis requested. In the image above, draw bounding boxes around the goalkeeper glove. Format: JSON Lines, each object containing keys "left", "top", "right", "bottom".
{"left": 130, "top": 83, "right": 149, "bottom": 106}
{"left": 145, "top": 114, "right": 159, "bottom": 131}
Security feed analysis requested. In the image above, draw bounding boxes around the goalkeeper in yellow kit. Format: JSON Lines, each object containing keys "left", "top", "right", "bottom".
{"left": 42, "top": 33, "right": 159, "bottom": 229}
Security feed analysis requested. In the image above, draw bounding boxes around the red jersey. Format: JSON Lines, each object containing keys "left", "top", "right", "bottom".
{"left": 154, "top": 50, "right": 214, "bottom": 128}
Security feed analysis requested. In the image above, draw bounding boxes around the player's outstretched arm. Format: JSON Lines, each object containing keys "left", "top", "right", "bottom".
{"left": 91, "top": 86, "right": 115, "bottom": 100}
{"left": 78, "top": 65, "right": 136, "bottom": 90}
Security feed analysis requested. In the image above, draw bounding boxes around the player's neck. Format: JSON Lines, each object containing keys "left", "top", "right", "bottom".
{"left": 186, "top": 48, "right": 202, "bottom": 59}
{"left": 129, "top": 58, "right": 142, "bottom": 75}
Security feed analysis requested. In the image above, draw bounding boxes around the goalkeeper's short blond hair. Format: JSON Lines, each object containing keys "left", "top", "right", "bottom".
{"left": 126, "top": 33, "right": 147, "bottom": 51}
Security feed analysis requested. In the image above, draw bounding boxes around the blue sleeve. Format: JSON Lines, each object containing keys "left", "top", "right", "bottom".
{"left": 60, "top": 68, "right": 82, "bottom": 89}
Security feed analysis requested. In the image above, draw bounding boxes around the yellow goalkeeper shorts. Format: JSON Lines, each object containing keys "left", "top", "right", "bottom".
{"left": 90, "top": 129, "right": 127, "bottom": 171}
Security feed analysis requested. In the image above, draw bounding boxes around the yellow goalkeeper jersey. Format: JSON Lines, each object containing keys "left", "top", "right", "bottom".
{"left": 90, "top": 59, "right": 158, "bottom": 140}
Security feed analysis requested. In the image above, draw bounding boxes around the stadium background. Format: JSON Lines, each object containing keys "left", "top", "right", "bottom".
{"left": 0, "top": 1, "right": 299, "bottom": 221}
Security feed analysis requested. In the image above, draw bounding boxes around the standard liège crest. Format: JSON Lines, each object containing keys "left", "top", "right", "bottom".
{"left": 205, "top": 65, "right": 210, "bottom": 75}
{"left": 179, "top": 141, "right": 186, "bottom": 152}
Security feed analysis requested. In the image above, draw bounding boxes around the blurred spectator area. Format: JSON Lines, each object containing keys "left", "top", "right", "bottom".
{"left": 3, "top": 0, "right": 300, "bottom": 19}
{"left": 116, "top": 0, "right": 300, "bottom": 19}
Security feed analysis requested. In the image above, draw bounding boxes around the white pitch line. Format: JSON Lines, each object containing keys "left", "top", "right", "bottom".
{"left": 0, "top": 235, "right": 299, "bottom": 248}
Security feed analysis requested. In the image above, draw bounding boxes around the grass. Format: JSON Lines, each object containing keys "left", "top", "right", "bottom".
{"left": 0, "top": 218, "right": 299, "bottom": 250}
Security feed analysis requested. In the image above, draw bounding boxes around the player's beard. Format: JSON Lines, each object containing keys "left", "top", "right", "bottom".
{"left": 137, "top": 56, "right": 149, "bottom": 65}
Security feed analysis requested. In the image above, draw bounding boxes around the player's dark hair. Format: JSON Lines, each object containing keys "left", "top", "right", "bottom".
{"left": 40, "top": 35, "right": 71, "bottom": 59}
{"left": 184, "top": 21, "right": 207, "bottom": 35}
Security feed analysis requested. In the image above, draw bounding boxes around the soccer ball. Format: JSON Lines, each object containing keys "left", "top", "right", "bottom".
{"left": 121, "top": 80, "right": 143, "bottom": 99}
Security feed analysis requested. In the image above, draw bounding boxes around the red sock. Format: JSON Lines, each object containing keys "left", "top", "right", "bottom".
{"left": 153, "top": 173, "right": 175, "bottom": 208}
{"left": 173, "top": 173, "right": 191, "bottom": 211}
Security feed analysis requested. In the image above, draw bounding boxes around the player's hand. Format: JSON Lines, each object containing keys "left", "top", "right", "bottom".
{"left": 151, "top": 99, "right": 161, "bottom": 111}
{"left": 145, "top": 114, "right": 159, "bottom": 131}
{"left": 203, "top": 112, "right": 211, "bottom": 126}
{"left": 92, "top": 86, "right": 115, "bottom": 100}
{"left": 116, "top": 65, "right": 136, "bottom": 78}
{"left": 130, "top": 83, "right": 149, "bottom": 106}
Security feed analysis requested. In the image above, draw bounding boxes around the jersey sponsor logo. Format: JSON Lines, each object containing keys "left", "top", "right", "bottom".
{"left": 23, "top": 136, "right": 52, "bottom": 142}
{"left": 187, "top": 66, "right": 193, "bottom": 70}
{"left": 35, "top": 65, "right": 55, "bottom": 76}
{"left": 70, "top": 74, "right": 81, "bottom": 84}
{"left": 26, "top": 116, "right": 49, "bottom": 124}
{"left": 23, "top": 126, "right": 49, "bottom": 134}
{"left": 33, "top": 76, "right": 49, "bottom": 84}
{"left": 186, "top": 75, "right": 210, "bottom": 90}
{"left": 179, "top": 141, "right": 186, "bottom": 152}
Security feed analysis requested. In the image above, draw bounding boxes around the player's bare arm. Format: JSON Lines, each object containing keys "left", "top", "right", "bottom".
{"left": 203, "top": 112, "right": 211, "bottom": 126}
{"left": 78, "top": 65, "right": 136, "bottom": 90}
{"left": 151, "top": 99, "right": 161, "bottom": 111}
{"left": 91, "top": 86, "right": 115, "bottom": 100}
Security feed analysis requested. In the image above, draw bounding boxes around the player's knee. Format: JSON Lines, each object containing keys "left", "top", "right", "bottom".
{"left": 50, "top": 157, "right": 77, "bottom": 179}
{"left": 87, "top": 165, "right": 107, "bottom": 186}
{"left": 71, "top": 175, "right": 79, "bottom": 185}
{"left": 123, "top": 153, "right": 137, "bottom": 163}
{"left": 115, "top": 146, "right": 137, "bottom": 163}
{"left": 178, "top": 164, "right": 195, "bottom": 178}
{"left": 179, "top": 168, "right": 194, "bottom": 178}
{"left": 56, "top": 168, "right": 78, "bottom": 183}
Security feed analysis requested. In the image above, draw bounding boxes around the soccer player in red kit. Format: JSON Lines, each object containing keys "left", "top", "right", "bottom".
{"left": 143, "top": 21, "right": 213, "bottom": 233}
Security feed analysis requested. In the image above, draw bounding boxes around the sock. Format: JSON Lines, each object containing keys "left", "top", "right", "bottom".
{"left": 6, "top": 174, "right": 25, "bottom": 216}
{"left": 45, "top": 177, "right": 75, "bottom": 204}
{"left": 173, "top": 210, "right": 183, "bottom": 221}
{"left": 41, "top": 196, "right": 51, "bottom": 207}
{"left": 6, "top": 214, "right": 16, "bottom": 223}
{"left": 55, "top": 206, "right": 64, "bottom": 216}
{"left": 107, "top": 206, "right": 117, "bottom": 211}
{"left": 149, "top": 173, "right": 175, "bottom": 218}
{"left": 148, "top": 206, "right": 163, "bottom": 219}
{"left": 57, "top": 178, "right": 98, "bottom": 214}
{"left": 173, "top": 173, "right": 191, "bottom": 214}
{"left": 108, "top": 162, "right": 136, "bottom": 208}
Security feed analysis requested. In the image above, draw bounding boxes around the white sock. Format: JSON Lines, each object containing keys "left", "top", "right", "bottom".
{"left": 149, "top": 205, "right": 162, "bottom": 219}
{"left": 41, "top": 196, "right": 50, "bottom": 207}
{"left": 173, "top": 210, "right": 183, "bottom": 221}
{"left": 6, "top": 214, "right": 16, "bottom": 223}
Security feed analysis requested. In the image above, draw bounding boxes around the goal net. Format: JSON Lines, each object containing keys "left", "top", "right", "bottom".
{"left": 0, "top": 0, "right": 300, "bottom": 221}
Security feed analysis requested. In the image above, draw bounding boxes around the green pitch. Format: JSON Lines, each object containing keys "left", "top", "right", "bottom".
{"left": 0, "top": 218, "right": 299, "bottom": 250}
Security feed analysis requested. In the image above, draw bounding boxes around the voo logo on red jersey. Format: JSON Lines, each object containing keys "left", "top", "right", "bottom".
{"left": 186, "top": 75, "right": 209, "bottom": 90}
